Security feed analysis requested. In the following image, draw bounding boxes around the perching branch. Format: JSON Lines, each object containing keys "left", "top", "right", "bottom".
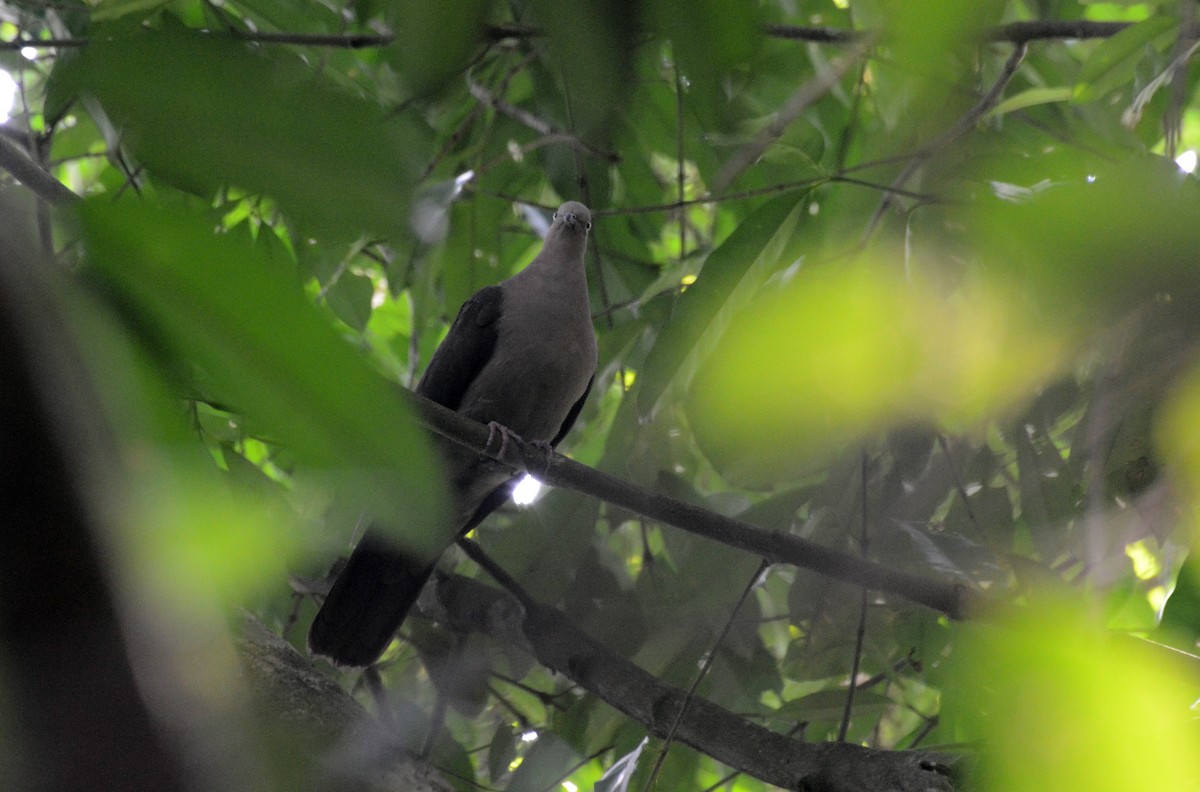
{"left": 435, "top": 567, "right": 958, "bottom": 792}
{"left": 403, "top": 388, "right": 983, "bottom": 621}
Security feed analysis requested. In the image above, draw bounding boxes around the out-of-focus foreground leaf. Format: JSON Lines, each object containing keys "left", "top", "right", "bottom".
{"left": 77, "top": 199, "right": 446, "bottom": 555}
{"left": 637, "top": 192, "right": 808, "bottom": 420}
{"left": 945, "top": 598, "right": 1200, "bottom": 792}
{"left": 687, "top": 263, "right": 1068, "bottom": 484}
{"left": 53, "top": 26, "right": 431, "bottom": 239}
{"left": 972, "top": 157, "right": 1200, "bottom": 318}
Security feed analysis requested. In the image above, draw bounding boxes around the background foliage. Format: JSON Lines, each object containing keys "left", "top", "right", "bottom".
{"left": 2, "top": 1, "right": 1200, "bottom": 790}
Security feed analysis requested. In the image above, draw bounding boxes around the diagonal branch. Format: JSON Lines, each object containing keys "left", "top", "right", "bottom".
{"left": 403, "top": 388, "right": 983, "bottom": 620}
{"left": 436, "top": 566, "right": 957, "bottom": 792}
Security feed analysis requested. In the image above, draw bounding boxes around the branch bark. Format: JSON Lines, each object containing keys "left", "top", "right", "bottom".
{"left": 0, "top": 130, "right": 79, "bottom": 207}
{"left": 402, "top": 388, "right": 984, "bottom": 621}
{"left": 0, "top": 18, "right": 1162, "bottom": 53}
{"left": 435, "top": 572, "right": 959, "bottom": 792}
{"left": 238, "top": 614, "right": 454, "bottom": 792}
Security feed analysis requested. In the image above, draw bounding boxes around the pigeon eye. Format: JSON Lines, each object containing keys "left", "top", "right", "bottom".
{"left": 553, "top": 212, "right": 558, "bottom": 220}
{"left": 586, "top": 222, "right": 592, "bottom": 231}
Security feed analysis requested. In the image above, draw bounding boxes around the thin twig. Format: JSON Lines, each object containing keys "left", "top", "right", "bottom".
{"left": 468, "top": 77, "right": 619, "bottom": 164}
{"left": 456, "top": 537, "right": 537, "bottom": 611}
{"left": 764, "top": 20, "right": 1138, "bottom": 45}
{"left": 485, "top": 684, "right": 532, "bottom": 730}
{"left": 422, "top": 52, "right": 535, "bottom": 181}
{"left": 837, "top": 451, "right": 871, "bottom": 743}
{"left": 937, "top": 435, "right": 982, "bottom": 537}
{"left": 643, "top": 560, "right": 769, "bottom": 792}
{"left": 674, "top": 55, "right": 687, "bottom": 264}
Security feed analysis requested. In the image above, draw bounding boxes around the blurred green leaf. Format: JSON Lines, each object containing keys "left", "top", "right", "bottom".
{"left": 506, "top": 732, "right": 581, "bottom": 792}
{"left": 77, "top": 199, "right": 447, "bottom": 554}
{"left": 524, "top": 0, "right": 639, "bottom": 139}
{"left": 90, "top": 0, "right": 169, "bottom": 22}
{"left": 487, "top": 720, "right": 517, "bottom": 782}
{"left": 637, "top": 192, "right": 807, "bottom": 420}
{"left": 946, "top": 599, "right": 1200, "bottom": 792}
{"left": 986, "top": 86, "right": 1074, "bottom": 118}
{"left": 54, "top": 26, "right": 431, "bottom": 239}
{"left": 974, "top": 158, "right": 1200, "bottom": 318}
{"left": 688, "top": 264, "right": 1067, "bottom": 484}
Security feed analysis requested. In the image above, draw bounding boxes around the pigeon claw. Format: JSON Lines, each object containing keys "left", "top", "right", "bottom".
{"left": 484, "top": 421, "right": 519, "bottom": 461}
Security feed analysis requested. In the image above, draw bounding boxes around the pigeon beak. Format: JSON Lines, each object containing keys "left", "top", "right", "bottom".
{"left": 563, "top": 212, "right": 578, "bottom": 228}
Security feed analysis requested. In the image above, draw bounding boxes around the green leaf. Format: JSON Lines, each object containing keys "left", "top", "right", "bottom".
{"left": 77, "top": 199, "right": 447, "bottom": 554}
{"left": 946, "top": 600, "right": 1200, "bottom": 792}
{"left": 636, "top": 192, "right": 807, "bottom": 419}
{"left": 1073, "top": 16, "right": 1176, "bottom": 103}
{"left": 389, "top": 0, "right": 490, "bottom": 96}
{"left": 90, "top": 0, "right": 169, "bottom": 22}
{"left": 522, "top": 0, "right": 639, "bottom": 139}
{"left": 594, "top": 737, "right": 647, "bottom": 792}
{"left": 505, "top": 733, "right": 581, "bottom": 792}
{"left": 55, "top": 27, "right": 431, "bottom": 239}
{"left": 487, "top": 721, "right": 517, "bottom": 782}
{"left": 986, "top": 86, "right": 1073, "bottom": 118}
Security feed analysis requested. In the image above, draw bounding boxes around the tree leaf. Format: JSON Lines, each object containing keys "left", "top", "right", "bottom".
{"left": 487, "top": 721, "right": 517, "bottom": 782}
{"left": 594, "top": 737, "right": 648, "bottom": 792}
{"left": 986, "top": 86, "right": 1073, "bottom": 118}
{"left": 1073, "top": 16, "right": 1176, "bottom": 103}
{"left": 54, "top": 26, "right": 430, "bottom": 240}
{"left": 77, "top": 199, "right": 447, "bottom": 554}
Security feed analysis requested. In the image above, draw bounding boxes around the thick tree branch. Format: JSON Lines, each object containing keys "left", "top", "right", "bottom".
{"left": 238, "top": 614, "right": 454, "bottom": 792}
{"left": 402, "top": 389, "right": 983, "bottom": 620}
{"left": 435, "top": 571, "right": 957, "bottom": 792}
